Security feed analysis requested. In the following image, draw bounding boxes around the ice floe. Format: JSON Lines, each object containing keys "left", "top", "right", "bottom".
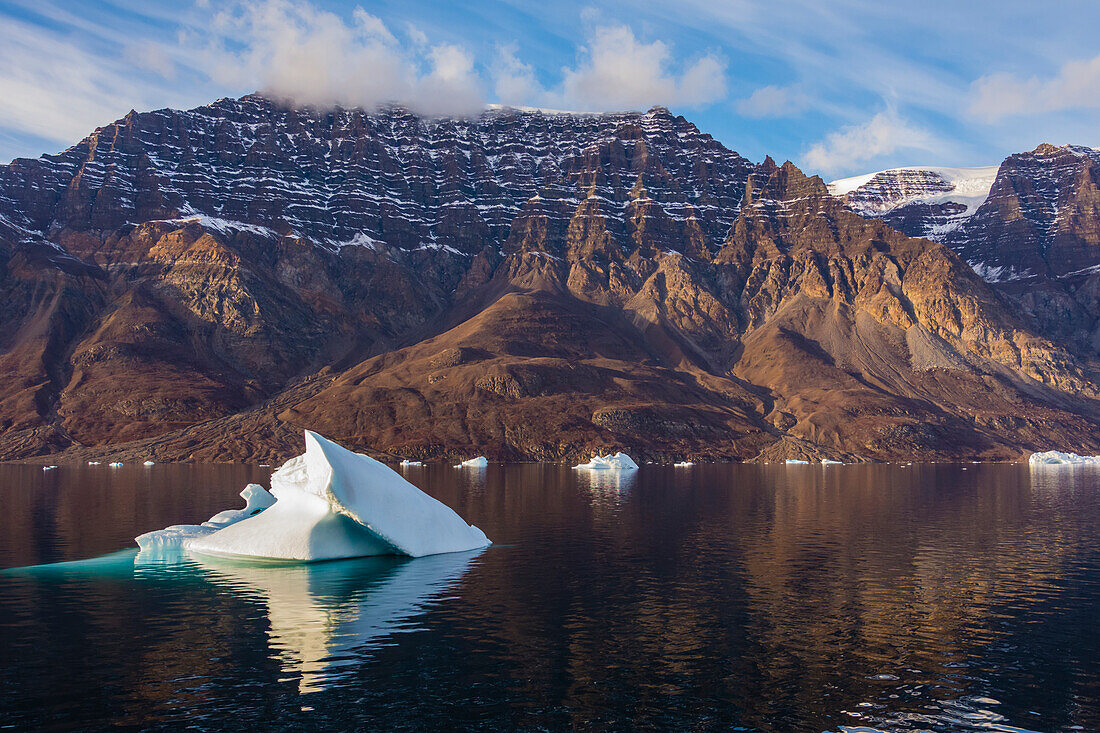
{"left": 143, "top": 460, "right": 155, "bottom": 466}
{"left": 42, "top": 465, "right": 56, "bottom": 471}
{"left": 399, "top": 459, "right": 423, "bottom": 467}
{"left": 1029, "top": 450, "right": 1100, "bottom": 466}
{"left": 821, "top": 459, "right": 843, "bottom": 465}
{"left": 137, "top": 431, "right": 489, "bottom": 562}
{"left": 573, "top": 452, "right": 639, "bottom": 470}
{"left": 785, "top": 459, "right": 809, "bottom": 465}
{"left": 673, "top": 461, "right": 694, "bottom": 467}
{"left": 453, "top": 456, "right": 487, "bottom": 468}
{"left": 87, "top": 461, "right": 100, "bottom": 465}
{"left": 108, "top": 462, "right": 123, "bottom": 467}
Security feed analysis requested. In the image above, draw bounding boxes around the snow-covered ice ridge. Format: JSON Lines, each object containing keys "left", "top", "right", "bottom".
{"left": 829, "top": 166, "right": 999, "bottom": 234}
{"left": 1029, "top": 450, "right": 1100, "bottom": 466}
{"left": 136, "top": 431, "right": 490, "bottom": 561}
{"left": 0, "top": 95, "right": 752, "bottom": 258}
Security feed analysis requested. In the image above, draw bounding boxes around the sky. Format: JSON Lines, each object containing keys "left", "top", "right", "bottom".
{"left": 2, "top": 0, "right": 1100, "bottom": 178}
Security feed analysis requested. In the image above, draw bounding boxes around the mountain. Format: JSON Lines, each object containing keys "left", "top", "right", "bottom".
{"left": 828, "top": 165, "right": 999, "bottom": 241}
{"left": 832, "top": 145, "right": 1100, "bottom": 357}
{"left": 1, "top": 96, "right": 1098, "bottom": 463}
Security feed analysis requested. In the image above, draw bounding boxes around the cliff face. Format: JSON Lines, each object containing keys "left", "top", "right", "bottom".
{"left": 1, "top": 97, "right": 1097, "bottom": 463}
{"left": 833, "top": 146, "right": 1100, "bottom": 359}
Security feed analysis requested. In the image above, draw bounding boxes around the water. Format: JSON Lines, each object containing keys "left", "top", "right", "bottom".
{"left": 1, "top": 462, "right": 1097, "bottom": 732}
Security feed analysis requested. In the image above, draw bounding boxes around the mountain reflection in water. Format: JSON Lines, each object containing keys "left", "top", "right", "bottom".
{"left": 0, "top": 461, "right": 1097, "bottom": 731}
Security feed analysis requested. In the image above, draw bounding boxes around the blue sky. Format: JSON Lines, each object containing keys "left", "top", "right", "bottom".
{"left": 2, "top": 0, "right": 1100, "bottom": 178}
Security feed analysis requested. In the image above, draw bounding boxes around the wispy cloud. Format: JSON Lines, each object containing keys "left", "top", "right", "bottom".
{"left": 803, "top": 107, "right": 943, "bottom": 175}
{"left": 969, "top": 53, "right": 1100, "bottom": 122}
{"left": 736, "top": 85, "right": 809, "bottom": 118}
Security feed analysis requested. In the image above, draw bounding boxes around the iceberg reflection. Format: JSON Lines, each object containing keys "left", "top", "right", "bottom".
{"left": 194, "top": 549, "right": 484, "bottom": 693}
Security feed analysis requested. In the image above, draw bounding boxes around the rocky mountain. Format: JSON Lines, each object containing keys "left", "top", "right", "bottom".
{"left": 1, "top": 96, "right": 1098, "bottom": 463}
{"left": 833, "top": 145, "right": 1100, "bottom": 357}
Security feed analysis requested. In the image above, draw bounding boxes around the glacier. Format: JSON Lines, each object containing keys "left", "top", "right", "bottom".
{"left": 136, "top": 431, "right": 490, "bottom": 561}
{"left": 1029, "top": 451, "right": 1100, "bottom": 466}
{"left": 573, "top": 452, "right": 639, "bottom": 470}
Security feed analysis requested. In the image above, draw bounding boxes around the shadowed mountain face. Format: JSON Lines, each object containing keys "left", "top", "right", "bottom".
{"left": 1, "top": 97, "right": 1097, "bottom": 463}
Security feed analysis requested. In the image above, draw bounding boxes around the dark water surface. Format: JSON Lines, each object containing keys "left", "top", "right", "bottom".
{"left": 0, "top": 462, "right": 1097, "bottom": 731}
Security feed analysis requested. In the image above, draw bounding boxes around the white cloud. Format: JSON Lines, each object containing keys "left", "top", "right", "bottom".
{"left": 803, "top": 108, "right": 940, "bottom": 174}
{"left": 559, "top": 24, "right": 727, "bottom": 111}
{"left": 736, "top": 85, "right": 809, "bottom": 118}
{"left": 198, "top": 0, "right": 483, "bottom": 115}
{"left": 969, "top": 54, "right": 1100, "bottom": 122}
{"left": 492, "top": 43, "right": 543, "bottom": 107}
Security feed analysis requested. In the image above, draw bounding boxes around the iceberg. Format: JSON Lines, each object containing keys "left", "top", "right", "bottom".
{"left": 143, "top": 460, "right": 155, "bottom": 466}
{"left": 108, "top": 462, "right": 123, "bottom": 467}
{"left": 400, "top": 459, "right": 423, "bottom": 467}
{"left": 138, "top": 431, "right": 490, "bottom": 562}
{"left": 453, "top": 456, "right": 488, "bottom": 468}
{"left": 42, "top": 465, "right": 56, "bottom": 471}
{"left": 573, "top": 452, "right": 639, "bottom": 470}
{"left": 673, "top": 461, "right": 694, "bottom": 467}
{"left": 821, "top": 459, "right": 843, "bottom": 465}
{"left": 1029, "top": 450, "right": 1100, "bottom": 466}
{"left": 87, "top": 461, "right": 100, "bottom": 465}
{"left": 785, "top": 459, "right": 809, "bottom": 465}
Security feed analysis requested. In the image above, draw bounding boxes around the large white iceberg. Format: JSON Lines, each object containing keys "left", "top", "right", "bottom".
{"left": 573, "top": 452, "right": 639, "bottom": 470}
{"left": 136, "top": 431, "right": 490, "bottom": 561}
{"left": 1029, "top": 450, "right": 1100, "bottom": 466}
{"left": 453, "top": 456, "right": 488, "bottom": 468}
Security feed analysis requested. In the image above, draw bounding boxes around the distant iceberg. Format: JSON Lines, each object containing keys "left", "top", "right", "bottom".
{"left": 821, "top": 459, "right": 843, "bottom": 465}
{"left": 399, "top": 459, "right": 423, "bottom": 467}
{"left": 453, "top": 456, "right": 488, "bottom": 468}
{"left": 1029, "top": 450, "right": 1100, "bottom": 466}
{"left": 673, "top": 461, "right": 694, "bottom": 467}
{"left": 137, "top": 431, "right": 490, "bottom": 561}
{"left": 785, "top": 459, "right": 809, "bottom": 465}
{"left": 573, "top": 452, "right": 639, "bottom": 470}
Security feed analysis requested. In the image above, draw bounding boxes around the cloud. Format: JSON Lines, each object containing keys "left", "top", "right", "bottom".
{"left": 199, "top": 0, "right": 483, "bottom": 115}
{"left": 803, "top": 108, "right": 940, "bottom": 174}
{"left": 969, "top": 53, "right": 1100, "bottom": 122}
{"left": 559, "top": 24, "right": 727, "bottom": 111}
{"left": 492, "top": 43, "right": 542, "bottom": 107}
{"left": 0, "top": 14, "right": 176, "bottom": 150}
{"left": 736, "top": 85, "right": 809, "bottom": 118}
{"left": 124, "top": 41, "right": 176, "bottom": 80}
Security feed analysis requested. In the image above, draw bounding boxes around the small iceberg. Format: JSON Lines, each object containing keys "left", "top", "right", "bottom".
{"left": 137, "top": 431, "right": 490, "bottom": 562}
{"left": 108, "top": 462, "right": 123, "bottom": 467}
{"left": 573, "top": 452, "right": 639, "bottom": 470}
{"left": 87, "top": 461, "right": 100, "bottom": 466}
{"left": 673, "top": 461, "right": 694, "bottom": 467}
{"left": 43, "top": 465, "right": 56, "bottom": 471}
{"left": 1029, "top": 450, "right": 1100, "bottom": 466}
{"left": 143, "top": 460, "right": 155, "bottom": 466}
{"left": 821, "top": 459, "right": 843, "bottom": 465}
{"left": 400, "top": 459, "right": 423, "bottom": 467}
{"left": 453, "top": 456, "right": 487, "bottom": 468}
{"left": 785, "top": 459, "right": 809, "bottom": 465}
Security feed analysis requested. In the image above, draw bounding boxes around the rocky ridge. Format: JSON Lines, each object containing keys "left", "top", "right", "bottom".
{"left": 1, "top": 97, "right": 1098, "bottom": 463}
